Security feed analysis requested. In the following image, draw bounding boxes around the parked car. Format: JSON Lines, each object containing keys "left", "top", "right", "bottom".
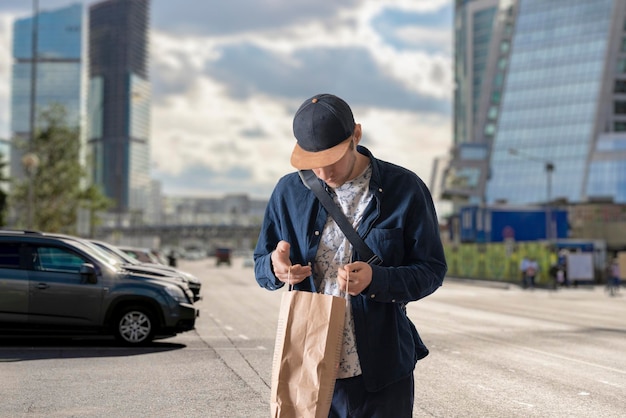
{"left": 0, "top": 230, "right": 198, "bottom": 345}
{"left": 117, "top": 246, "right": 165, "bottom": 265}
{"left": 91, "top": 240, "right": 202, "bottom": 301}
{"left": 182, "top": 247, "right": 206, "bottom": 260}
{"left": 215, "top": 247, "right": 232, "bottom": 266}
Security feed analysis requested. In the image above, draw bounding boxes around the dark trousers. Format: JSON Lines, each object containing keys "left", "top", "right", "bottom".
{"left": 329, "top": 373, "right": 414, "bottom": 418}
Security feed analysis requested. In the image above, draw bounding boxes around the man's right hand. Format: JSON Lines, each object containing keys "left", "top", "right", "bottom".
{"left": 271, "top": 240, "right": 311, "bottom": 285}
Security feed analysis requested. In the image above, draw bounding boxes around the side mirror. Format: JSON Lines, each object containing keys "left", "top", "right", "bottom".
{"left": 80, "top": 263, "right": 97, "bottom": 284}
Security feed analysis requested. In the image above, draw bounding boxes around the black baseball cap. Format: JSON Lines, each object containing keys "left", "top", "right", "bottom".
{"left": 291, "top": 93, "right": 355, "bottom": 170}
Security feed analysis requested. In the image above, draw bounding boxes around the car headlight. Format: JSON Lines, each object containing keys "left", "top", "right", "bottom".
{"left": 164, "top": 285, "right": 189, "bottom": 304}
{"left": 182, "top": 272, "right": 200, "bottom": 284}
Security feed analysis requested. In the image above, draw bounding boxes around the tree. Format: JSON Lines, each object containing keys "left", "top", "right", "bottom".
{"left": 11, "top": 103, "right": 111, "bottom": 234}
{"left": 79, "top": 183, "right": 113, "bottom": 238}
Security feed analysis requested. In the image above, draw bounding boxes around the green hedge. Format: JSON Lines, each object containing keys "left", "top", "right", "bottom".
{"left": 444, "top": 241, "right": 555, "bottom": 285}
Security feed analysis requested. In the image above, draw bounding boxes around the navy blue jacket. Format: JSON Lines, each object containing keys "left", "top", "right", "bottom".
{"left": 254, "top": 146, "right": 447, "bottom": 392}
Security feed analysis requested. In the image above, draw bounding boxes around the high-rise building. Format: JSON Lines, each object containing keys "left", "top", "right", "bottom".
{"left": 10, "top": 3, "right": 86, "bottom": 179}
{"left": 441, "top": 0, "right": 626, "bottom": 207}
{"left": 88, "top": 0, "right": 151, "bottom": 223}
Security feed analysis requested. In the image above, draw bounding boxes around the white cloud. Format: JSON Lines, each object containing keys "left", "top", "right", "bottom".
{"left": 0, "top": 0, "right": 455, "bottom": 206}
{"left": 356, "top": 106, "right": 451, "bottom": 181}
{"left": 150, "top": 76, "right": 295, "bottom": 185}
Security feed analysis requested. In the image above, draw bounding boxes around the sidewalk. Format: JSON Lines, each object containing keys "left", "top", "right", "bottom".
{"left": 445, "top": 275, "right": 613, "bottom": 293}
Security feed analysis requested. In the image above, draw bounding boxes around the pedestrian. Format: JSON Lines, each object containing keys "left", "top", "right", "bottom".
{"left": 524, "top": 257, "right": 539, "bottom": 289}
{"left": 519, "top": 256, "right": 530, "bottom": 288}
{"left": 254, "top": 93, "right": 447, "bottom": 417}
{"left": 167, "top": 249, "right": 178, "bottom": 267}
{"left": 607, "top": 257, "right": 621, "bottom": 296}
{"left": 549, "top": 263, "right": 559, "bottom": 290}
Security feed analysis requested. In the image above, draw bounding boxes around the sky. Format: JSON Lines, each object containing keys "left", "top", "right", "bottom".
{"left": 0, "top": 0, "right": 453, "bottom": 216}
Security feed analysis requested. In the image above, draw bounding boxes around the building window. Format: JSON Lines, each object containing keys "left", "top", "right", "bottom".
{"left": 615, "top": 121, "right": 626, "bottom": 131}
{"left": 615, "top": 101, "right": 626, "bottom": 114}
{"left": 488, "top": 106, "right": 498, "bottom": 120}
{"left": 504, "top": 23, "right": 513, "bottom": 37}
{"left": 485, "top": 123, "right": 496, "bottom": 135}
{"left": 492, "top": 90, "right": 501, "bottom": 104}
{"left": 460, "top": 144, "right": 488, "bottom": 161}
{"left": 494, "top": 73, "right": 504, "bottom": 87}
{"left": 622, "top": 37, "right": 626, "bottom": 53}
{"left": 616, "top": 80, "right": 626, "bottom": 93}
{"left": 618, "top": 58, "right": 626, "bottom": 74}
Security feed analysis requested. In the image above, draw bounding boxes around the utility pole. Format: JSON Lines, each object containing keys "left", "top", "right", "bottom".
{"left": 26, "top": 0, "right": 39, "bottom": 229}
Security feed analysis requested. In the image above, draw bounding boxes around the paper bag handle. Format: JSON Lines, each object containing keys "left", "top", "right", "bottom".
{"left": 287, "top": 266, "right": 293, "bottom": 291}
{"left": 345, "top": 269, "right": 349, "bottom": 307}
{"left": 288, "top": 264, "right": 349, "bottom": 306}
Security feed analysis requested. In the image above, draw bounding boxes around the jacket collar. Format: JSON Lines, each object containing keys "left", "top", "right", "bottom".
{"left": 356, "top": 145, "right": 383, "bottom": 198}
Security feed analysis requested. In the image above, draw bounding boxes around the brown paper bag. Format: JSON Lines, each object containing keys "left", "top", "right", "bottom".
{"left": 270, "top": 289, "right": 346, "bottom": 418}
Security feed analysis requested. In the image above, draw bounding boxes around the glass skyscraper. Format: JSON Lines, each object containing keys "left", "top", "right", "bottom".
{"left": 88, "top": 0, "right": 151, "bottom": 220}
{"left": 10, "top": 3, "right": 86, "bottom": 179}
{"left": 442, "top": 0, "right": 626, "bottom": 207}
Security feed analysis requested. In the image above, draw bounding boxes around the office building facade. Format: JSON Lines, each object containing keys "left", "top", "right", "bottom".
{"left": 88, "top": 0, "right": 151, "bottom": 221}
{"left": 10, "top": 3, "right": 86, "bottom": 179}
{"left": 442, "top": 0, "right": 626, "bottom": 207}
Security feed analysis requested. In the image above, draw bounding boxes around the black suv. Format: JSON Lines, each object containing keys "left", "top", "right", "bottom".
{"left": 0, "top": 231, "right": 198, "bottom": 345}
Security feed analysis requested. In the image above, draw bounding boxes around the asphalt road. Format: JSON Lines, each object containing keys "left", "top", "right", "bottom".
{"left": 1, "top": 257, "right": 624, "bottom": 417}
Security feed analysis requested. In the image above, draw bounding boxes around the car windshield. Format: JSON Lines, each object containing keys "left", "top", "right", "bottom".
{"left": 120, "top": 247, "right": 161, "bottom": 264}
{"left": 62, "top": 238, "right": 122, "bottom": 271}
{"left": 91, "top": 241, "right": 141, "bottom": 265}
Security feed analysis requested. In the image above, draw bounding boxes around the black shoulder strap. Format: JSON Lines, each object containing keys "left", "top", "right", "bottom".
{"left": 299, "top": 169, "right": 382, "bottom": 265}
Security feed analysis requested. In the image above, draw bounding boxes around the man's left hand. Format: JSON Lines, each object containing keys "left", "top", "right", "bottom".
{"left": 337, "top": 261, "right": 372, "bottom": 296}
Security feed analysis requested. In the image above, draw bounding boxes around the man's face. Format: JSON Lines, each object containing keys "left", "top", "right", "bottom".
{"left": 312, "top": 138, "right": 358, "bottom": 188}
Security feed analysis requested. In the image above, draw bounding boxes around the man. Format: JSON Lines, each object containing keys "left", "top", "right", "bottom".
{"left": 254, "top": 93, "right": 447, "bottom": 417}
{"left": 519, "top": 256, "right": 530, "bottom": 288}
{"left": 524, "top": 257, "right": 539, "bottom": 289}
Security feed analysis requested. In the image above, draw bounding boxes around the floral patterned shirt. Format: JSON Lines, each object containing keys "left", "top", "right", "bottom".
{"left": 314, "top": 164, "right": 373, "bottom": 379}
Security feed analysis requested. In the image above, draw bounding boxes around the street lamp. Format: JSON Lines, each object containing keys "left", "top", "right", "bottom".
{"left": 22, "top": 152, "right": 39, "bottom": 229}
{"left": 25, "top": 0, "right": 39, "bottom": 230}
{"left": 508, "top": 148, "right": 555, "bottom": 240}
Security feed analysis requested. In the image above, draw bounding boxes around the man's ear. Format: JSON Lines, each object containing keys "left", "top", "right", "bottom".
{"left": 354, "top": 123, "right": 362, "bottom": 144}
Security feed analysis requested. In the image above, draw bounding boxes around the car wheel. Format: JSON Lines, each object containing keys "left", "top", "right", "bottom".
{"left": 114, "top": 306, "right": 156, "bottom": 345}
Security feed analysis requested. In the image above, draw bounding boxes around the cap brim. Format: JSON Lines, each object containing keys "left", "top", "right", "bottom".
{"left": 290, "top": 137, "right": 352, "bottom": 170}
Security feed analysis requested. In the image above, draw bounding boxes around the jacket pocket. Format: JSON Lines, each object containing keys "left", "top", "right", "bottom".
{"left": 364, "top": 227, "right": 404, "bottom": 266}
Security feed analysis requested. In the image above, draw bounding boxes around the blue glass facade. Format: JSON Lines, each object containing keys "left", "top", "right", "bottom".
{"left": 587, "top": 134, "right": 626, "bottom": 202}
{"left": 454, "top": 0, "right": 499, "bottom": 145}
{"left": 13, "top": 5, "right": 82, "bottom": 60}
{"left": 444, "top": 0, "right": 501, "bottom": 206}
{"left": 11, "top": 62, "right": 83, "bottom": 133}
{"left": 129, "top": 74, "right": 151, "bottom": 212}
{"left": 443, "top": 0, "right": 626, "bottom": 216}
{"left": 486, "top": 0, "right": 614, "bottom": 205}
{"left": 88, "top": 0, "right": 151, "bottom": 216}
{"left": 10, "top": 4, "right": 85, "bottom": 177}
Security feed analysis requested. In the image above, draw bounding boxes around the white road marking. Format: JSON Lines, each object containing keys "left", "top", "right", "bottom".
{"left": 598, "top": 380, "right": 623, "bottom": 388}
